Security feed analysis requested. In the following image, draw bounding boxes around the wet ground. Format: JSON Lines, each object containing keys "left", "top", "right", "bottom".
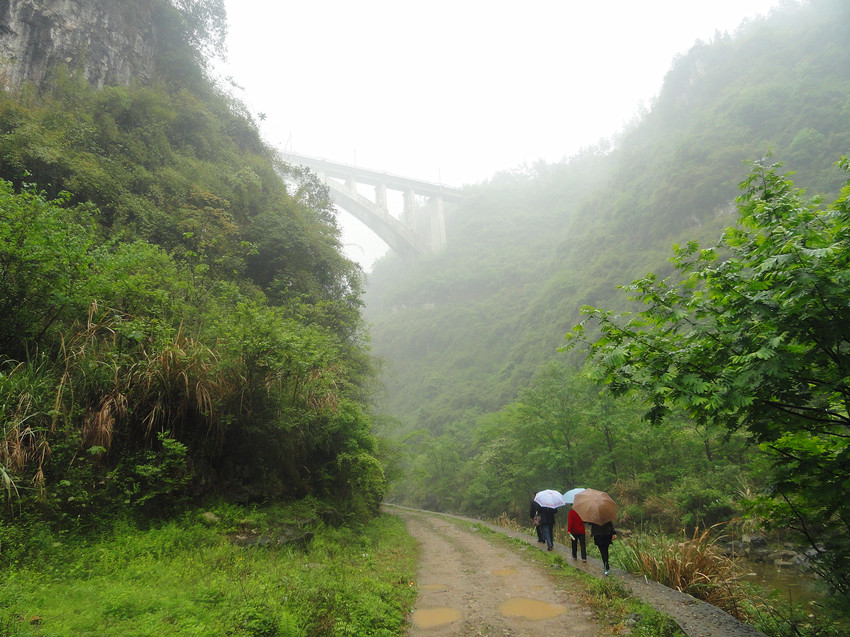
{"left": 388, "top": 506, "right": 768, "bottom": 637}
{"left": 396, "top": 508, "right": 602, "bottom": 636}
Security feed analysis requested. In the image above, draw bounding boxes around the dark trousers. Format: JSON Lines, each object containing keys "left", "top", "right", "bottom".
{"left": 535, "top": 523, "right": 545, "bottom": 542}
{"left": 541, "top": 523, "right": 554, "bottom": 549}
{"left": 597, "top": 542, "right": 610, "bottom": 569}
{"left": 571, "top": 533, "right": 586, "bottom": 559}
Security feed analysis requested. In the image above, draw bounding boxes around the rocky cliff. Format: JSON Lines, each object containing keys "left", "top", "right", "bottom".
{"left": 0, "top": 0, "right": 159, "bottom": 89}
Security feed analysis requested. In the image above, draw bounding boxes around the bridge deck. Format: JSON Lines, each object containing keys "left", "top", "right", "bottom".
{"left": 281, "top": 153, "right": 463, "bottom": 202}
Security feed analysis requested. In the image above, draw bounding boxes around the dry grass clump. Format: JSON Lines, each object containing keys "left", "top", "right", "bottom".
{"left": 0, "top": 360, "right": 54, "bottom": 494}
{"left": 57, "top": 306, "right": 232, "bottom": 452}
{"left": 619, "top": 525, "right": 746, "bottom": 618}
{"left": 1, "top": 303, "right": 235, "bottom": 499}
{"left": 494, "top": 512, "right": 523, "bottom": 532}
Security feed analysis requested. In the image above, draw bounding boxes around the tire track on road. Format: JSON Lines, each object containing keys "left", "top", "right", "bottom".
{"left": 397, "top": 509, "right": 602, "bottom": 636}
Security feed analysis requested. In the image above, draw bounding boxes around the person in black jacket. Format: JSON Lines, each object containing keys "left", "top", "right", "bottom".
{"left": 538, "top": 505, "right": 558, "bottom": 551}
{"left": 590, "top": 521, "right": 617, "bottom": 574}
{"left": 529, "top": 495, "right": 545, "bottom": 543}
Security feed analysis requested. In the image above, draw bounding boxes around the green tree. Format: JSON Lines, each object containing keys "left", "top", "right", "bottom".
{"left": 0, "top": 182, "right": 98, "bottom": 358}
{"left": 167, "top": 0, "right": 227, "bottom": 62}
{"left": 566, "top": 157, "right": 850, "bottom": 608}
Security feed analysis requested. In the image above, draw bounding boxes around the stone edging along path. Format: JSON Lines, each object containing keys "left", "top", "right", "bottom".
{"left": 385, "top": 504, "right": 768, "bottom": 637}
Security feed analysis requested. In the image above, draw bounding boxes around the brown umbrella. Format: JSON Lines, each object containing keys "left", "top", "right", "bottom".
{"left": 571, "top": 488, "right": 617, "bottom": 525}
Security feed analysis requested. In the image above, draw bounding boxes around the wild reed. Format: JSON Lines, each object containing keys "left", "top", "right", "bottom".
{"left": 58, "top": 305, "right": 233, "bottom": 452}
{"left": 619, "top": 526, "right": 746, "bottom": 618}
{"left": 0, "top": 358, "right": 54, "bottom": 495}
{"left": 495, "top": 512, "right": 523, "bottom": 532}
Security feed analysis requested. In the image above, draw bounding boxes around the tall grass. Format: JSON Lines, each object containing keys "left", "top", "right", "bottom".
{"left": 618, "top": 526, "right": 745, "bottom": 618}
{"left": 0, "top": 357, "right": 56, "bottom": 496}
{"left": 59, "top": 305, "right": 233, "bottom": 452}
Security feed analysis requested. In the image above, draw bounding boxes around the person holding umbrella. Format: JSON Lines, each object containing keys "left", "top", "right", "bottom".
{"left": 538, "top": 505, "right": 558, "bottom": 551}
{"left": 564, "top": 488, "right": 587, "bottom": 562}
{"left": 567, "top": 506, "right": 587, "bottom": 562}
{"left": 572, "top": 488, "right": 618, "bottom": 575}
{"left": 590, "top": 521, "right": 617, "bottom": 575}
{"left": 533, "top": 489, "right": 565, "bottom": 551}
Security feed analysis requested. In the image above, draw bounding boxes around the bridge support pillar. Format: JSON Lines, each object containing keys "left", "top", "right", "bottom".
{"left": 403, "top": 189, "right": 417, "bottom": 229}
{"left": 429, "top": 197, "right": 446, "bottom": 252}
{"left": 376, "top": 183, "right": 388, "bottom": 213}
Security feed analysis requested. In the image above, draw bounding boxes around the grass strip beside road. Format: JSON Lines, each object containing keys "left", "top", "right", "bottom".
{"left": 0, "top": 503, "right": 418, "bottom": 636}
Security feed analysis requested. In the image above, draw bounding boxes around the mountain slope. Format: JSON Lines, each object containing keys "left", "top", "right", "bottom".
{"left": 364, "top": 0, "right": 850, "bottom": 435}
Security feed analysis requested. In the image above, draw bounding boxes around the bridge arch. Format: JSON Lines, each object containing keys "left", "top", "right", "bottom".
{"left": 281, "top": 153, "right": 462, "bottom": 261}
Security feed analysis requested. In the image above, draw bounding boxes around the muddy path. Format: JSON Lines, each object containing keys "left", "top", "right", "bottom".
{"left": 389, "top": 506, "right": 768, "bottom": 637}
{"left": 395, "top": 507, "right": 603, "bottom": 636}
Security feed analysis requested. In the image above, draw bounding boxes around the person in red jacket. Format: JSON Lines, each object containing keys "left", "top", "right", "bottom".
{"left": 567, "top": 505, "right": 587, "bottom": 562}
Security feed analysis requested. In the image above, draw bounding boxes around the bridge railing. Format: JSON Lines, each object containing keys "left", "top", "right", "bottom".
{"left": 280, "top": 152, "right": 463, "bottom": 202}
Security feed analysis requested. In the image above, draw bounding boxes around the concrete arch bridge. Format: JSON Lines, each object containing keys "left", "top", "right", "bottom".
{"left": 281, "top": 153, "right": 463, "bottom": 261}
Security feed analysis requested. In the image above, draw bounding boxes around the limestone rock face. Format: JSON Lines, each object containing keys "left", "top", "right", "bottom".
{"left": 0, "top": 0, "right": 159, "bottom": 89}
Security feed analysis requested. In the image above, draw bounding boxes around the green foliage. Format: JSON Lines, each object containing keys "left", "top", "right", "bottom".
{"left": 0, "top": 503, "right": 417, "bottom": 636}
{"left": 567, "top": 158, "right": 850, "bottom": 608}
{"left": 581, "top": 576, "right": 684, "bottom": 637}
{"left": 0, "top": 69, "right": 358, "bottom": 309}
{"left": 108, "top": 432, "right": 192, "bottom": 512}
{"left": 0, "top": 181, "right": 99, "bottom": 359}
{"left": 743, "top": 594, "right": 848, "bottom": 637}
{"left": 0, "top": 2, "right": 380, "bottom": 533}
{"left": 166, "top": 0, "right": 228, "bottom": 63}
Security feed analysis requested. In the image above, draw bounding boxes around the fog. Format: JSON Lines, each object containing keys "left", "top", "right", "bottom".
{"left": 217, "top": 0, "right": 785, "bottom": 270}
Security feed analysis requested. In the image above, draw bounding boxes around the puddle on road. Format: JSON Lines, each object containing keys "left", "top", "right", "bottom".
{"left": 498, "top": 597, "right": 567, "bottom": 620}
{"left": 492, "top": 568, "right": 517, "bottom": 576}
{"left": 412, "top": 607, "right": 463, "bottom": 628}
{"left": 420, "top": 583, "right": 448, "bottom": 591}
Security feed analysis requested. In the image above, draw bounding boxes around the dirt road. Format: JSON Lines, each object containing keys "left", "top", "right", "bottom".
{"left": 393, "top": 508, "right": 604, "bottom": 636}
{"left": 390, "top": 506, "right": 769, "bottom": 637}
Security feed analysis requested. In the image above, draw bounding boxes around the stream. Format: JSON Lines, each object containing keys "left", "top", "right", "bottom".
{"left": 736, "top": 556, "right": 824, "bottom": 608}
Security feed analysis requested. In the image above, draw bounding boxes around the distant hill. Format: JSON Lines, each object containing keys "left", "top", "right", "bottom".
{"left": 364, "top": 0, "right": 850, "bottom": 436}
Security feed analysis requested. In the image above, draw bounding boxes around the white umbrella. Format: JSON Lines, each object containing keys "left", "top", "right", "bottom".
{"left": 534, "top": 489, "right": 566, "bottom": 508}
{"left": 563, "top": 487, "right": 586, "bottom": 504}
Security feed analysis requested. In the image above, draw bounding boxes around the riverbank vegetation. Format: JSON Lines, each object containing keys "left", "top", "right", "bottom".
{"left": 616, "top": 527, "right": 846, "bottom": 637}
{"left": 0, "top": 502, "right": 417, "bottom": 636}
{"left": 617, "top": 527, "right": 743, "bottom": 617}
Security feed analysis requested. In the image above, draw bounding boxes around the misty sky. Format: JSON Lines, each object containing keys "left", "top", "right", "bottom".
{"left": 216, "top": 0, "right": 785, "bottom": 270}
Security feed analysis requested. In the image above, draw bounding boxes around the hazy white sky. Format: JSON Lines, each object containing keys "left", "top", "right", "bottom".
{"left": 216, "top": 0, "right": 785, "bottom": 270}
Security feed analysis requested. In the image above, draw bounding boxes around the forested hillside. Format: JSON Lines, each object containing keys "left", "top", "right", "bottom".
{"left": 367, "top": 0, "right": 847, "bottom": 569}
{"left": 0, "top": 0, "right": 386, "bottom": 544}
{"left": 366, "top": 0, "right": 850, "bottom": 438}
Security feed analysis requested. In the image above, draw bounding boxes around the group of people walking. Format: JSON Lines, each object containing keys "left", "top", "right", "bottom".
{"left": 529, "top": 494, "right": 617, "bottom": 575}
